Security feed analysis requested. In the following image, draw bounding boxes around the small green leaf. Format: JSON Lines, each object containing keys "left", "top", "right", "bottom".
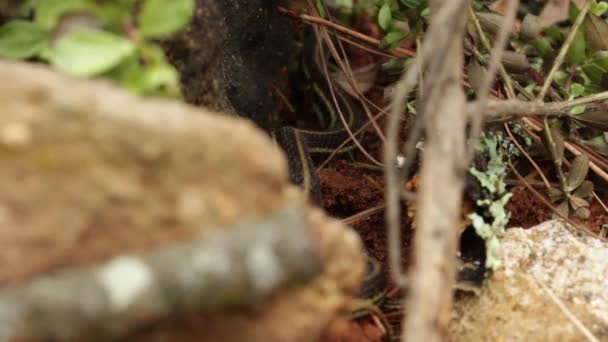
{"left": 420, "top": 7, "right": 431, "bottom": 19}
{"left": 124, "top": 62, "right": 180, "bottom": 96}
{"left": 0, "top": 20, "right": 48, "bottom": 59}
{"left": 378, "top": 3, "right": 392, "bottom": 31}
{"left": 533, "top": 38, "right": 554, "bottom": 56}
{"left": 138, "top": 0, "right": 194, "bottom": 38}
{"left": 582, "top": 61, "right": 605, "bottom": 83}
{"left": 592, "top": 2, "right": 608, "bottom": 17}
{"left": 569, "top": 105, "right": 586, "bottom": 115}
{"left": 382, "top": 30, "right": 408, "bottom": 50}
{"left": 335, "top": 0, "right": 353, "bottom": 9}
{"left": 566, "top": 154, "right": 589, "bottom": 192}
{"left": 315, "top": 0, "right": 326, "bottom": 18}
{"left": 570, "top": 83, "right": 585, "bottom": 98}
{"left": 565, "top": 29, "right": 586, "bottom": 66}
{"left": 48, "top": 29, "right": 135, "bottom": 77}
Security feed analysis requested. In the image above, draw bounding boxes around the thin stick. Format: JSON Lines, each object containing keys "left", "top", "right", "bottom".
{"left": 532, "top": 275, "right": 600, "bottom": 342}
{"left": 342, "top": 204, "right": 386, "bottom": 225}
{"left": 522, "top": 117, "right": 608, "bottom": 183}
{"left": 277, "top": 7, "right": 416, "bottom": 58}
{"left": 480, "top": 91, "right": 608, "bottom": 118}
{"left": 504, "top": 122, "right": 552, "bottom": 189}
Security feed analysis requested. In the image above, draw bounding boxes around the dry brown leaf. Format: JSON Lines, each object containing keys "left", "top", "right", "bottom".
{"left": 521, "top": 14, "right": 543, "bottom": 40}
{"left": 573, "top": 180, "right": 594, "bottom": 198}
{"left": 489, "top": 0, "right": 510, "bottom": 14}
{"left": 539, "top": 0, "right": 569, "bottom": 28}
{"left": 501, "top": 51, "right": 531, "bottom": 73}
{"left": 583, "top": 13, "right": 608, "bottom": 52}
{"left": 331, "top": 63, "right": 379, "bottom": 98}
{"left": 467, "top": 59, "right": 485, "bottom": 94}
{"left": 566, "top": 154, "right": 589, "bottom": 192}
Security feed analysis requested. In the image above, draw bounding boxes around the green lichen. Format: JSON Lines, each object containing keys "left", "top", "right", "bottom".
{"left": 468, "top": 132, "right": 514, "bottom": 271}
{"left": 469, "top": 134, "right": 508, "bottom": 194}
{"left": 468, "top": 193, "right": 512, "bottom": 270}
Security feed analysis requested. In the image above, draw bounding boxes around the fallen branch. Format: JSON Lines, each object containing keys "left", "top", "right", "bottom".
{"left": 0, "top": 206, "right": 320, "bottom": 341}
{"left": 472, "top": 91, "right": 608, "bottom": 118}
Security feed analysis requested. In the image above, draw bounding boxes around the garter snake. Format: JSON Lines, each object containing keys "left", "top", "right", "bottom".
{"left": 272, "top": 44, "right": 360, "bottom": 204}
{"left": 270, "top": 33, "right": 390, "bottom": 321}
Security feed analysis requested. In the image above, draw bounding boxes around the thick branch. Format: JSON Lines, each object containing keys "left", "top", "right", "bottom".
{"left": 0, "top": 206, "right": 321, "bottom": 341}
{"left": 401, "top": 1, "right": 470, "bottom": 341}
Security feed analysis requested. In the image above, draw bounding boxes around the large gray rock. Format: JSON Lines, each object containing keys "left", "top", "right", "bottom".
{"left": 0, "top": 60, "right": 365, "bottom": 341}
{"left": 451, "top": 220, "right": 608, "bottom": 341}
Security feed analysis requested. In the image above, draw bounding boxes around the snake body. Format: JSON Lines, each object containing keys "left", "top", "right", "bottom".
{"left": 271, "top": 35, "right": 390, "bottom": 320}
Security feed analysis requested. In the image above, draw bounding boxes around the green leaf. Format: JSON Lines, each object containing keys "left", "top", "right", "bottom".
{"left": 138, "top": 0, "right": 194, "bottom": 38}
{"left": 123, "top": 62, "right": 180, "bottom": 96}
{"left": 582, "top": 61, "right": 606, "bottom": 83}
{"left": 533, "top": 38, "right": 554, "bottom": 56}
{"left": 592, "top": 2, "right": 608, "bottom": 17}
{"left": 35, "top": 0, "right": 95, "bottom": 30}
{"left": 382, "top": 30, "right": 408, "bottom": 50}
{"left": 420, "top": 7, "right": 431, "bottom": 19}
{"left": 378, "top": 3, "right": 392, "bottom": 31}
{"left": 316, "top": 0, "right": 326, "bottom": 18}
{"left": 569, "top": 105, "right": 586, "bottom": 115}
{"left": 565, "top": 29, "right": 586, "bottom": 66}
{"left": 48, "top": 29, "right": 135, "bottom": 77}
{"left": 0, "top": 20, "right": 48, "bottom": 59}
{"left": 570, "top": 83, "right": 585, "bottom": 98}
{"left": 566, "top": 154, "right": 589, "bottom": 192}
